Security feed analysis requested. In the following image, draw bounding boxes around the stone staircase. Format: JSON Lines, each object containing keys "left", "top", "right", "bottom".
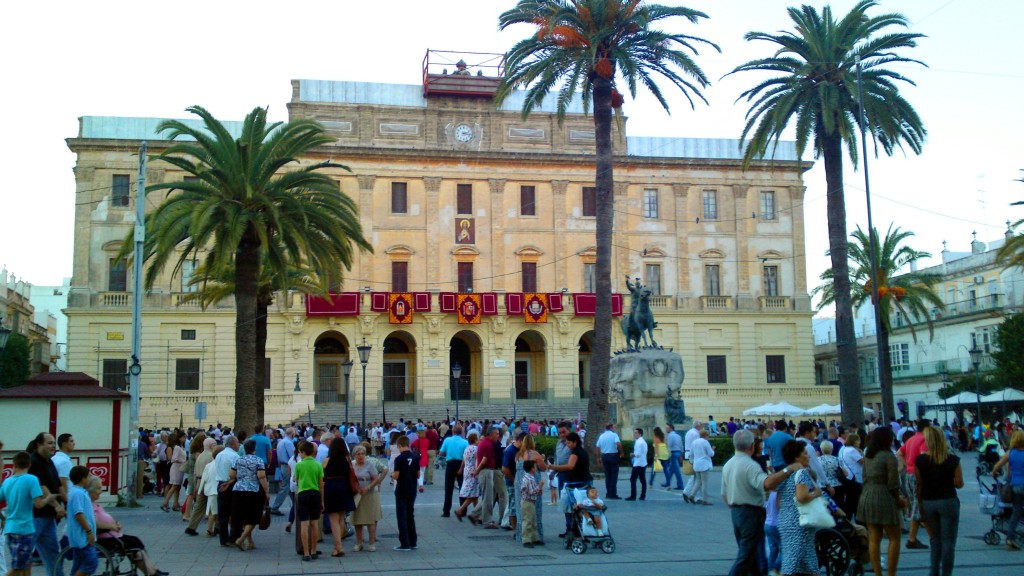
{"left": 298, "top": 399, "right": 590, "bottom": 426}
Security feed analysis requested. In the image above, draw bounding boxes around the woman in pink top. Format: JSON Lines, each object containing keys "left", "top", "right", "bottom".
{"left": 89, "top": 478, "right": 168, "bottom": 576}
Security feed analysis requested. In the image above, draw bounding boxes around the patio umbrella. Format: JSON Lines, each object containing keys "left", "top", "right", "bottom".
{"left": 803, "top": 403, "right": 840, "bottom": 416}
{"left": 945, "top": 391, "right": 980, "bottom": 405}
{"left": 743, "top": 402, "right": 778, "bottom": 416}
{"left": 980, "top": 389, "right": 1024, "bottom": 403}
{"left": 769, "top": 402, "right": 806, "bottom": 416}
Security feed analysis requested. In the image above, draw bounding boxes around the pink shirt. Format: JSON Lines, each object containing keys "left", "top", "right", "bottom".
{"left": 899, "top": 433, "right": 927, "bottom": 474}
{"left": 93, "top": 503, "right": 122, "bottom": 538}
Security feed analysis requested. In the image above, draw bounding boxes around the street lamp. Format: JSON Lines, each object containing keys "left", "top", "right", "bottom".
{"left": 969, "top": 346, "right": 983, "bottom": 432}
{"left": 0, "top": 317, "right": 11, "bottom": 389}
{"left": 940, "top": 369, "right": 951, "bottom": 426}
{"left": 452, "top": 362, "right": 462, "bottom": 422}
{"left": 357, "top": 339, "right": 371, "bottom": 435}
{"left": 342, "top": 360, "right": 353, "bottom": 426}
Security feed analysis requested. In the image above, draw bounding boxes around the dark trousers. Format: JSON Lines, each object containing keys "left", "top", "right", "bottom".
{"left": 922, "top": 497, "right": 960, "bottom": 576}
{"left": 601, "top": 454, "right": 619, "bottom": 497}
{"left": 395, "top": 493, "right": 417, "bottom": 548}
{"left": 629, "top": 465, "right": 647, "bottom": 499}
{"left": 443, "top": 460, "right": 462, "bottom": 515}
{"left": 217, "top": 484, "right": 235, "bottom": 545}
{"left": 841, "top": 481, "right": 862, "bottom": 521}
{"left": 728, "top": 505, "right": 766, "bottom": 576}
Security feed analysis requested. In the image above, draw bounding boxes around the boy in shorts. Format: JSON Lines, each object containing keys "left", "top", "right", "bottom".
{"left": 0, "top": 450, "right": 60, "bottom": 576}
{"left": 293, "top": 441, "right": 324, "bottom": 561}
{"left": 67, "top": 466, "right": 98, "bottom": 576}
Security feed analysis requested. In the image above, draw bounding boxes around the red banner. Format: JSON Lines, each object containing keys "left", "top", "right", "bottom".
{"left": 389, "top": 293, "right": 413, "bottom": 324}
{"left": 505, "top": 292, "right": 524, "bottom": 315}
{"left": 371, "top": 292, "right": 389, "bottom": 312}
{"left": 481, "top": 292, "right": 498, "bottom": 315}
{"left": 306, "top": 293, "right": 361, "bottom": 316}
{"left": 457, "top": 294, "right": 482, "bottom": 324}
{"left": 524, "top": 293, "right": 548, "bottom": 323}
{"left": 440, "top": 292, "right": 458, "bottom": 313}
{"left": 413, "top": 292, "right": 432, "bottom": 312}
{"left": 573, "top": 293, "right": 624, "bottom": 316}
{"left": 548, "top": 293, "right": 564, "bottom": 312}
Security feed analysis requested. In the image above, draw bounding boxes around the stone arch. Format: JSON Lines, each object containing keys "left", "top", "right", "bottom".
{"left": 313, "top": 331, "right": 351, "bottom": 404}
{"left": 514, "top": 329, "right": 548, "bottom": 400}
{"left": 382, "top": 330, "right": 417, "bottom": 403}
{"left": 450, "top": 330, "right": 484, "bottom": 403}
{"left": 577, "top": 330, "right": 595, "bottom": 399}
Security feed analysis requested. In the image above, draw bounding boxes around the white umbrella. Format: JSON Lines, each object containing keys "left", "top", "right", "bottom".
{"left": 769, "top": 402, "right": 806, "bottom": 416}
{"left": 804, "top": 403, "right": 841, "bottom": 416}
{"left": 743, "top": 402, "right": 778, "bottom": 416}
{"left": 946, "top": 391, "right": 980, "bottom": 404}
{"left": 980, "top": 389, "right": 1024, "bottom": 403}
{"left": 862, "top": 406, "right": 875, "bottom": 414}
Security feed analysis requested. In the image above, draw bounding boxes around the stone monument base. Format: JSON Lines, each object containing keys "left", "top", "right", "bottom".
{"left": 609, "top": 347, "right": 689, "bottom": 432}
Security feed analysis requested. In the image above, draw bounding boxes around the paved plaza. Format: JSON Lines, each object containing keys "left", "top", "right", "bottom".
{"left": 105, "top": 451, "right": 1021, "bottom": 576}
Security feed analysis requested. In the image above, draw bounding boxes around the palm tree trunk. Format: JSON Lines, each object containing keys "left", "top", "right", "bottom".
{"left": 587, "top": 74, "right": 614, "bottom": 469}
{"left": 233, "top": 232, "right": 260, "bottom": 435}
{"left": 822, "top": 132, "right": 865, "bottom": 427}
{"left": 254, "top": 293, "right": 270, "bottom": 428}
{"left": 876, "top": 321, "right": 895, "bottom": 423}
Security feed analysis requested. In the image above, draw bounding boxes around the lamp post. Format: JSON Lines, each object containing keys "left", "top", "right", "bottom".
{"left": 452, "top": 362, "right": 462, "bottom": 422}
{"left": 0, "top": 317, "right": 11, "bottom": 389}
{"left": 940, "top": 369, "right": 951, "bottom": 427}
{"left": 357, "top": 339, "right": 371, "bottom": 435}
{"left": 342, "top": 360, "right": 353, "bottom": 426}
{"left": 969, "top": 346, "right": 982, "bottom": 431}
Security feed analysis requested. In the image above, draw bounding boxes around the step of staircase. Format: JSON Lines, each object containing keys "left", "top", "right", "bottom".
{"left": 298, "top": 400, "right": 590, "bottom": 426}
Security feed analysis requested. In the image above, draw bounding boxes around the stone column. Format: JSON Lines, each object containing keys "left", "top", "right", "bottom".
{"left": 673, "top": 183, "right": 691, "bottom": 302}
{"left": 551, "top": 180, "right": 569, "bottom": 289}
{"left": 614, "top": 182, "right": 629, "bottom": 281}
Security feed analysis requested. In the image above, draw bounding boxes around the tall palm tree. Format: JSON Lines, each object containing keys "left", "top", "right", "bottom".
{"left": 813, "top": 225, "right": 943, "bottom": 420}
{"left": 123, "top": 105, "right": 371, "bottom": 433}
{"left": 497, "top": 0, "right": 717, "bottom": 458}
{"left": 728, "top": 0, "right": 926, "bottom": 426}
{"left": 995, "top": 170, "right": 1024, "bottom": 269}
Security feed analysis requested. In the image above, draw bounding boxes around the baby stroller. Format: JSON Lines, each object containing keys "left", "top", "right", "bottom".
{"left": 978, "top": 472, "right": 1013, "bottom": 545}
{"left": 976, "top": 438, "right": 1003, "bottom": 476}
{"left": 563, "top": 484, "right": 615, "bottom": 554}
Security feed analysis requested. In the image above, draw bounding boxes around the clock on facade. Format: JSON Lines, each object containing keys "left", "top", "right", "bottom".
{"left": 454, "top": 123, "right": 474, "bottom": 142}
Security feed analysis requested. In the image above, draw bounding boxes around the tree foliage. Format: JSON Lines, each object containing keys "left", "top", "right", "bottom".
{"left": 992, "top": 313, "right": 1024, "bottom": 390}
{"left": 0, "top": 333, "right": 31, "bottom": 388}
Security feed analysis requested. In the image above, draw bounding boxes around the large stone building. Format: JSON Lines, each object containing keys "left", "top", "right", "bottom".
{"left": 65, "top": 53, "right": 836, "bottom": 426}
{"left": 1, "top": 268, "right": 54, "bottom": 378}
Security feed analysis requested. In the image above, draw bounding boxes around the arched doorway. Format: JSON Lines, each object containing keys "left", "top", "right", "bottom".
{"left": 382, "top": 331, "right": 417, "bottom": 403}
{"left": 314, "top": 332, "right": 349, "bottom": 404}
{"left": 578, "top": 331, "right": 594, "bottom": 400}
{"left": 514, "top": 330, "right": 547, "bottom": 400}
{"left": 450, "top": 331, "right": 483, "bottom": 402}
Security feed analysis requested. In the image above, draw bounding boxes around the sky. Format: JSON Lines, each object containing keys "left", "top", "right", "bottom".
{"left": 1, "top": 0, "right": 1022, "bottom": 319}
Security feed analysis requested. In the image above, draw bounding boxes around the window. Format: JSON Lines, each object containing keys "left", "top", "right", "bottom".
{"left": 705, "top": 265, "right": 721, "bottom": 296}
{"left": 972, "top": 328, "right": 993, "bottom": 354}
{"left": 583, "top": 263, "right": 596, "bottom": 293}
{"left": 766, "top": 355, "right": 786, "bottom": 383}
{"left": 643, "top": 188, "right": 659, "bottom": 218}
{"left": 707, "top": 355, "right": 727, "bottom": 384}
{"left": 175, "top": 358, "right": 201, "bottom": 391}
{"left": 889, "top": 343, "right": 910, "bottom": 371}
{"left": 112, "top": 174, "right": 130, "bottom": 207}
{"left": 181, "top": 329, "right": 196, "bottom": 341}
{"left": 108, "top": 258, "right": 127, "bottom": 292}
{"left": 520, "top": 185, "right": 536, "bottom": 216}
{"left": 457, "top": 262, "right": 474, "bottom": 293}
{"left": 457, "top": 183, "right": 473, "bottom": 215}
{"left": 264, "top": 358, "right": 272, "bottom": 390}
{"left": 391, "top": 182, "right": 408, "bottom": 214}
{"left": 582, "top": 186, "right": 596, "bottom": 217}
{"left": 702, "top": 190, "right": 718, "bottom": 220}
{"left": 763, "top": 265, "right": 779, "bottom": 296}
{"left": 391, "top": 261, "right": 409, "bottom": 292}
{"left": 645, "top": 264, "right": 662, "bottom": 296}
{"left": 760, "top": 191, "right": 776, "bottom": 220}
{"left": 181, "top": 259, "right": 198, "bottom": 293}
{"left": 101, "top": 359, "right": 127, "bottom": 390}
{"left": 521, "top": 262, "right": 538, "bottom": 292}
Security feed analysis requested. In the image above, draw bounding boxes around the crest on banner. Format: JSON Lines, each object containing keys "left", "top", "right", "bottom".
{"left": 457, "top": 294, "right": 482, "bottom": 324}
{"left": 389, "top": 293, "right": 413, "bottom": 324}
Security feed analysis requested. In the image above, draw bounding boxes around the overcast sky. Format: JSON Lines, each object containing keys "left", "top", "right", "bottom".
{"left": 2, "top": 0, "right": 1021, "bottom": 318}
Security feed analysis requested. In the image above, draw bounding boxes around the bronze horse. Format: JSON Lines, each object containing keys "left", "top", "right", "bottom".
{"left": 621, "top": 284, "right": 658, "bottom": 349}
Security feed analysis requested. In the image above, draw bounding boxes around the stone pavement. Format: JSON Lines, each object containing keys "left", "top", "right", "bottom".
{"left": 106, "top": 451, "right": 1021, "bottom": 576}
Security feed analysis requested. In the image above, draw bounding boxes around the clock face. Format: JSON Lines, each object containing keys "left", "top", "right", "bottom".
{"left": 454, "top": 124, "right": 474, "bottom": 142}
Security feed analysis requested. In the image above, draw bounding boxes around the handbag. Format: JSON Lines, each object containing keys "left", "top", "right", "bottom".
{"left": 1001, "top": 482, "right": 1014, "bottom": 504}
{"left": 654, "top": 460, "right": 663, "bottom": 473}
{"left": 348, "top": 459, "right": 361, "bottom": 495}
{"left": 794, "top": 471, "right": 836, "bottom": 529}
{"left": 258, "top": 506, "right": 272, "bottom": 530}
{"left": 682, "top": 460, "right": 694, "bottom": 475}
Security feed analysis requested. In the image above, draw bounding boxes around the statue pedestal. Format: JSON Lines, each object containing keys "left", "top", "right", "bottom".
{"left": 610, "top": 348, "right": 689, "bottom": 432}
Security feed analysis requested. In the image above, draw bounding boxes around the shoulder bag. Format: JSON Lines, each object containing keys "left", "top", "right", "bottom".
{"left": 794, "top": 470, "right": 836, "bottom": 529}
{"left": 258, "top": 505, "right": 272, "bottom": 530}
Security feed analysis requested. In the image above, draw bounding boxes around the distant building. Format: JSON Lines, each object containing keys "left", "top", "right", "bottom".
{"left": 64, "top": 51, "right": 836, "bottom": 426}
{"left": 814, "top": 229, "right": 1024, "bottom": 421}
{"left": 30, "top": 277, "right": 71, "bottom": 370}
{"left": 1, "top": 267, "right": 53, "bottom": 378}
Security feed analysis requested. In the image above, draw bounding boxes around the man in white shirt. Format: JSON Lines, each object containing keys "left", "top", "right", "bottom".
{"left": 316, "top": 433, "right": 332, "bottom": 463}
{"left": 683, "top": 421, "right": 702, "bottom": 494}
{"left": 214, "top": 436, "right": 240, "bottom": 546}
{"left": 51, "top": 433, "right": 75, "bottom": 493}
{"left": 270, "top": 427, "right": 296, "bottom": 515}
{"left": 626, "top": 428, "right": 648, "bottom": 501}
{"left": 596, "top": 423, "right": 623, "bottom": 499}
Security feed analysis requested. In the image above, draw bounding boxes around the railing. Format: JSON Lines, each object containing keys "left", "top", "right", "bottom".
{"left": 759, "top": 296, "right": 791, "bottom": 310}
{"left": 648, "top": 295, "right": 674, "bottom": 309}
{"left": 99, "top": 292, "right": 130, "bottom": 307}
{"left": 701, "top": 295, "right": 733, "bottom": 310}
{"left": 172, "top": 293, "right": 201, "bottom": 308}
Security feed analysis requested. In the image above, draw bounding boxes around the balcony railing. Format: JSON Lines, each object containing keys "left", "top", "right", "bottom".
{"left": 649, "top": 295, "right": 674, "bottom": 309}
{"left": 99, "top": 292, "right": 130, "bottom": 307}
{"left": 759, "top": 296, "right": 791, "bottom": 310}
{"left": 172, "top": 293, "right": 202, "bottom": 308}
{"left": 701, "top": 295, "right": 733, "bottom": 310}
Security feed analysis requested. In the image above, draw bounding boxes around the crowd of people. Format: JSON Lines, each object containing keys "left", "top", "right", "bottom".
{"left": 2, "top": 412, "right": 1022, "bottom": 576}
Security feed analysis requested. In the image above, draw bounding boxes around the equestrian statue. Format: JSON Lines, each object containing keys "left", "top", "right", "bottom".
{"left": 621, "top": 275, "right": 658, "bottom": 350}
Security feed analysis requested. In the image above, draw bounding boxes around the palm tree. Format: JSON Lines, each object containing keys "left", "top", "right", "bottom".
{"left": 728, "top": 0, "right": 926, "bottom": 426}
{"left": 123, "top": 106, "right": 371, "bottom": 433}
{"left": 497, "top": 0, "right": 717, "bottom": 458}
{"left": 813, "top": 225, "right": 942, "bottom": 420}
{"left": 995, "top": 170, "right": 1024, "bottom": 269}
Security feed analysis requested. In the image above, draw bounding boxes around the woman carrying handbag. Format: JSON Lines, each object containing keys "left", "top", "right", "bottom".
{"left": 992, "top": 430, "right": 1024, "bottom": 551}
{"left": 776, "top": 440, "right": 823, "bottom": 575}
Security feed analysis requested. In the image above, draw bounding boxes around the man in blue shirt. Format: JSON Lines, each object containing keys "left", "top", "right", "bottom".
{"left": 0, "top": 449, "right": 59, "bottom": 575}
{"left": 67, "top": 465, "right": 98, "bottom": 576}
{"left": 501, "top": 432, "right": 524, "bottom": 531}
{"left": 765, "top": 420, "right": 794, "bottom": 471}
{"left": 250, "top": 426, "right": 273, "bottom": 466}
{"left": 438, "top": 426, "right": 469, "bottom": 518}
{"left": 664, "top": 424, "right": 684, "bottom": 490}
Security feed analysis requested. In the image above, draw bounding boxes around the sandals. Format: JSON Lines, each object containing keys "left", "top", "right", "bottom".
{"left": 455, "top": 510, "right": 465, "bottom": 522}
{"left": 331, "top": 550, "right": 345, "bottom": 557}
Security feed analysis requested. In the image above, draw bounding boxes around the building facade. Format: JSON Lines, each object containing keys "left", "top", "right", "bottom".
{"left": 815, "top": 230, "right": 1023, "bottom": 421}
{"left": 1, "top": 267, "right": 54, "bottom": 378}
{"left": 65, "top": 58, "right": 835, "bottom": 426}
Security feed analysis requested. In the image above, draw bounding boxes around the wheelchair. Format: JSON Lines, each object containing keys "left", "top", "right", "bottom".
{"left": 815, "top": 520, "right": 865, "bottom": 576}
{"left": 55, "top": 537, "right": 141, "bottom": 576}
